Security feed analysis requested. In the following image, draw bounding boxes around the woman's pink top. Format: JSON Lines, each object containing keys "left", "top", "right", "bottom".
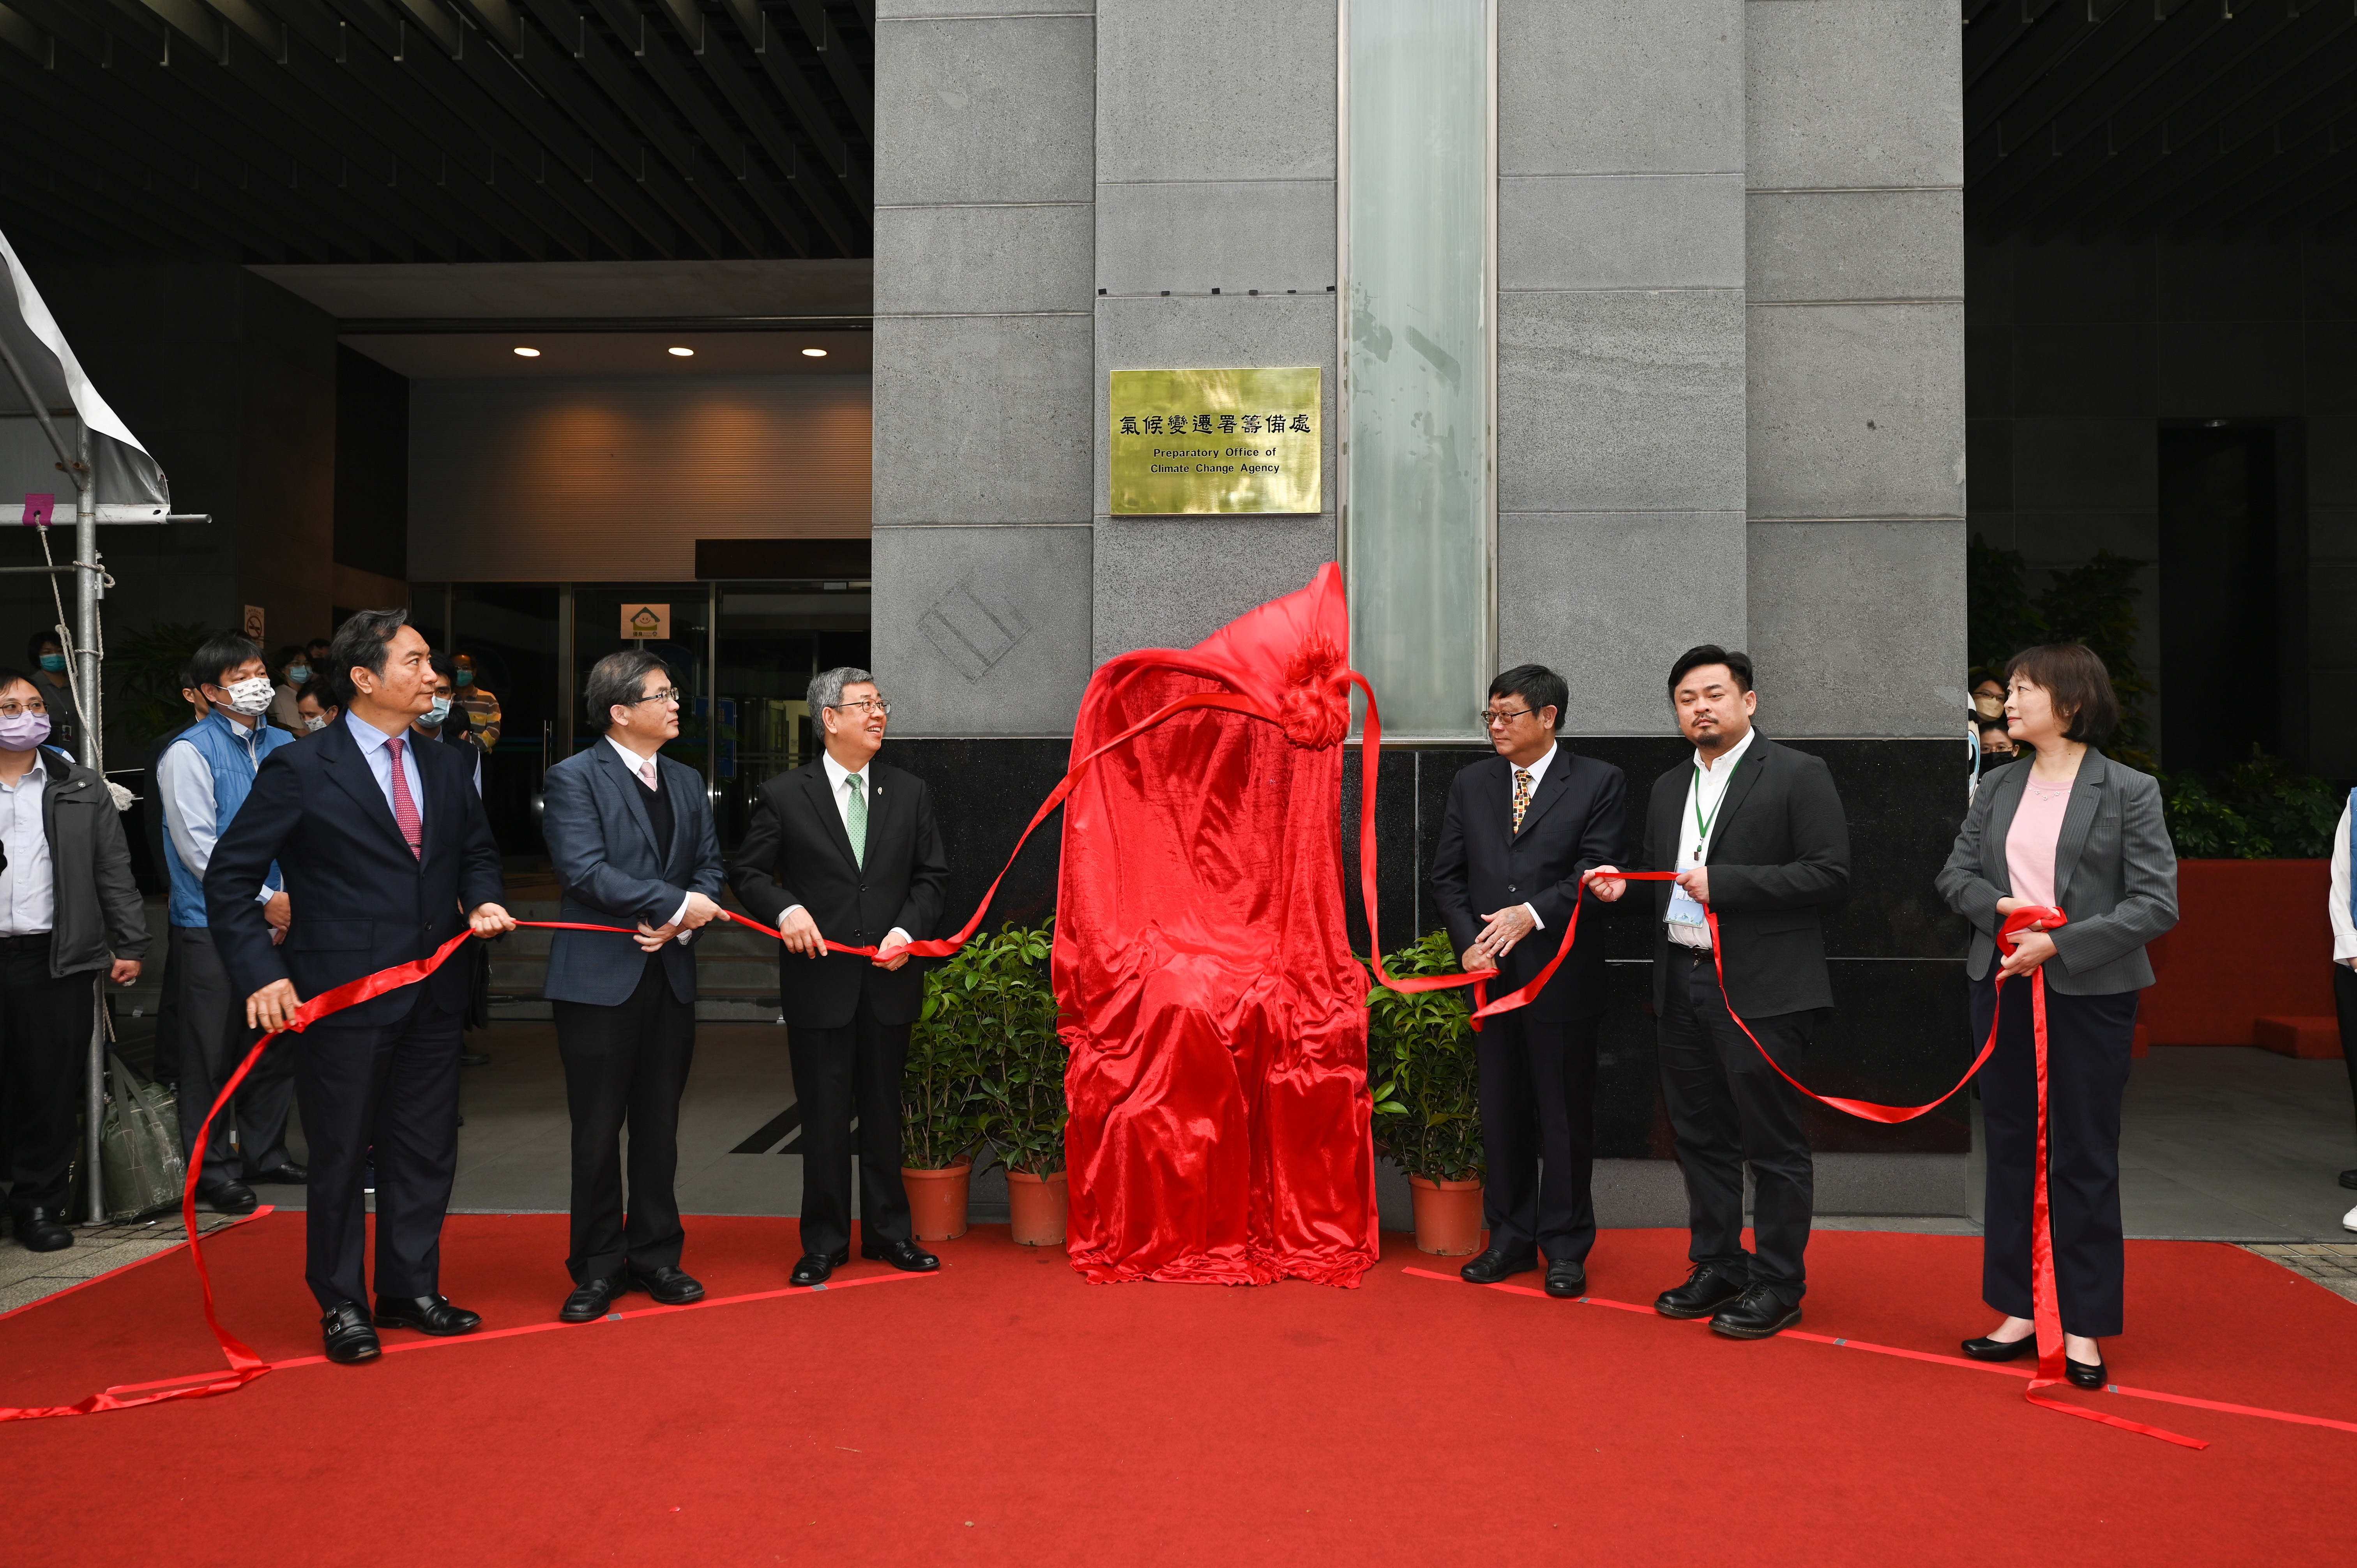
{"left": 2005, "top": 775, "right": 2075, "bottom": 909}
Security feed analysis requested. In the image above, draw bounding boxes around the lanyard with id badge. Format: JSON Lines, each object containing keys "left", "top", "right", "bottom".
{"left": 1666, "top": 760, "right": 1730, "bottom": 940}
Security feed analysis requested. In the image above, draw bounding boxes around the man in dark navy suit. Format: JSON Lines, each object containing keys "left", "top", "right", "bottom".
{"left": 731, "top": 666, "right": 949, "bottom": 1288}
{"left": 539, "top": 650, "right": 726, "bottom": 1323}
{"left": 1431, "top": 664, "right": 1627, "bottom": 1298}
{"left": 208, "top": 609, "right": 514, "bottom": 1366}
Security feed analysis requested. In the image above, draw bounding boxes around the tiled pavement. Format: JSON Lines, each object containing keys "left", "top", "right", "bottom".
{"left": 2242, "top": 1243, "right": 2357, "bottom": 1305}
{"left": 0, "top": 1212, "right": 243, "bottom": 1317}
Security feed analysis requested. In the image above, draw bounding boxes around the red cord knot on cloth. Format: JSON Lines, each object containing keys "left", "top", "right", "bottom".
{"left": 1278, "top": 633, "right": 1350, "bottom": 750}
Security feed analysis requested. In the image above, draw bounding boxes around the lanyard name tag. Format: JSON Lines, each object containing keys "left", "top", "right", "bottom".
{"left": 1665, "top": 884, "right": 1708, "bottom": 929}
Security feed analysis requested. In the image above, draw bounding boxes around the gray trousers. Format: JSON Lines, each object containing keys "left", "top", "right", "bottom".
{"left": 170, "top": 926, "right": 295, "bottom": 1183}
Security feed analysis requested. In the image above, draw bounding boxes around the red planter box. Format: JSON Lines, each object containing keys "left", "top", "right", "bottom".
{"left": 2139, "top": 859, "right": 2339, "bottom": 1055}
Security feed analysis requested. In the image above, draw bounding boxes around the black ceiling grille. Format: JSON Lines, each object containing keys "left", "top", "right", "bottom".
{"left": 0, "top": 0, "right": 875, "bottom": 263}
{"left": 1966, "top": 0, "right": 2357, "bottom": 242}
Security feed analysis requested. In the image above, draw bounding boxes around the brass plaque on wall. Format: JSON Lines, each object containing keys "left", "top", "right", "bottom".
{"left": 1108, "top": 367, "right": 1322, "bottom": 515}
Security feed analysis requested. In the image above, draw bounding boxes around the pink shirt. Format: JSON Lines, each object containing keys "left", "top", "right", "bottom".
{"left": 2005, "top": 776, "right": 2075, "bottom": 909}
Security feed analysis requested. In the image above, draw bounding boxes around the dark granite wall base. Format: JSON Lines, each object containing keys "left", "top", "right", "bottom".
{"left": 883, "top": 734, "right": 1977, "bottom": 1158}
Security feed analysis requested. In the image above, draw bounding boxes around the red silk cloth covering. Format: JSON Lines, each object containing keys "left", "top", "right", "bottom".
{"left": 1056, "top": 565, "right": 1380, "bottom": 1287}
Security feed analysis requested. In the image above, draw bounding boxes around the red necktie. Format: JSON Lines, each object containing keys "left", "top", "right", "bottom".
{"left": 385, "top": 736, "right": 423, "bottom": 859}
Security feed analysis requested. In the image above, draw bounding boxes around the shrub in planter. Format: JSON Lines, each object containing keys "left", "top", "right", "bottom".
{"left": 966, "top": 919, "right": 1066, "bottom": 1182}
{"left": 901, "top": 932, "right": 998, "bottom": 1240}
{"left": 1363, "top": 930, "right": 1485, "bottom": 1254}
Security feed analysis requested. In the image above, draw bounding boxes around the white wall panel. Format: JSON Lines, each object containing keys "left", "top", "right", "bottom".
{"left": 408, "top": 375, "right": 871, "bottom": 581}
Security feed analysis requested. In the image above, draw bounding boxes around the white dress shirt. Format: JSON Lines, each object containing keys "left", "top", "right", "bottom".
{"left": 1666, "top": 726, "right": 1756, "bottom": 952}
{"left": 0, "top": 750, "right": 54, "bottom": 936}
{"left": 1508, "top": 743, "right": 1558, "bottom": 931}
{"left": 345, "top": 709, "right": 428, "bottom": 827}
{"left": 606, "top": 734, "right": 691, "bottom": 937}
{"left": 783, "top": 748, "right": 910, "bottom": 950}
{"left": 155, "top": 713, "right": 281, "bottom": 908}
{"left": 2331, "top": 800, "right": 2355, "bottom": 966}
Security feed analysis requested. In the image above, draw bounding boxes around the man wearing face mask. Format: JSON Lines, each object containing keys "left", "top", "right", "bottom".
{"left": 25, "top": 630, "right": 83, "bottom": 763}
{"left": 411, "top": 655, "right": 481, "bottom": 794}
{"left": 155, "top": 633, "right": 304, "bottom": 1212}
{"left": 295, "top": 686, "right": 341, "bottom": 736}
{"left": 0, "top": 666, "right": 148, "bottom": 1252}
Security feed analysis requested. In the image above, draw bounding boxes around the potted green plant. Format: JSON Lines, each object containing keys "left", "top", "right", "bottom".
{"left": 963, "top": 918, "right": 1068, "bottom": 1245}
{"left": 1365, "top": 930, "right": 1486, "bottom": 1255}
{"left": 901, "top": 952, "right": 993, "bottom": 1242}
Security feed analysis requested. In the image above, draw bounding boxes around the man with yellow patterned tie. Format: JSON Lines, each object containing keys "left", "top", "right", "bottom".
{"left": 1431, "top": 665, "right": 1628, "bottom": 1298}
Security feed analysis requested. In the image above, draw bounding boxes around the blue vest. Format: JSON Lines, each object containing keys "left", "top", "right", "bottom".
{"left": 162, "top": 712, "right": 294, "bottom": 929}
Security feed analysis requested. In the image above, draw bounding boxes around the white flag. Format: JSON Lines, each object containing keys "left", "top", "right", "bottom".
{"left": 0, "top": 223, "right": 170, "bottom": 517}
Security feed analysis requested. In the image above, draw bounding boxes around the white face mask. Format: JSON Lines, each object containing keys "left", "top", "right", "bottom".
{"left": 302, "top": 713, "right": 330, "bottom": 733}
{"left": 420, "top": 696, "right": 452, "bottom": 729}
{"left": 219, "top": 676, "right": 276, "bottom": 717}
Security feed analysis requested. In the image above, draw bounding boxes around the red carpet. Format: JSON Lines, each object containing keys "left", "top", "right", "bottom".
{"left": 3, "top": 1217, "right": 2352, "bottom": 1565}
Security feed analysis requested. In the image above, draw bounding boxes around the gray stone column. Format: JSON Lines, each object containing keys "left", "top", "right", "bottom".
{"left": 870, "top": 2, "right": 1099, "bottom": 738}
{"left": 1090, "top": 1, "right": 1339, "bottom": 661}
{"left": 1495, "top": 0, "right": 1748, "bottom": 733}
{"left": 1744, "top": 0, "right": 1966, "bottom": 736}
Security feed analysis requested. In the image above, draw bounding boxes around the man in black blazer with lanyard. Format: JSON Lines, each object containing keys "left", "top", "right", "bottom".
{"left": 1432, "top": 664, "right": 1627, "bottom": 1297}
{"left": 731, "top": 666, "right": 949, "bottom": 1287}
{"left": 1591, "top": 645, "right": 1849, "bottom": 1340}
{"left": 539, "top": 651, "right": 727, "bottom": 1323}
{"left": 209, "top": 609, "right": 516, "bottom": 1365}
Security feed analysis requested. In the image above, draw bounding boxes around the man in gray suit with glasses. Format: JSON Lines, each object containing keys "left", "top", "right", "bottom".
{"left": 540, "top": 650, "right": 726, "bottom": 1324}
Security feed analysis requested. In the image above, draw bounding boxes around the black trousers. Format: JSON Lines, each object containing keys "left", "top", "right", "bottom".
{"left": 0, "top": 936, "right": 93, "bottom": 1213}
{"left": 1657, "top": 945, "right": 1815, "bottom": 1303}
{"left": 1972, "top": 969, "right": 2138, "bottom": 1338}
{"left": 295, "top": 993, "right": 463, "bottom": 1310}
{"left": 1476, "top": 1011, "right": 1601, "bottom": 1264}
{"left": 552, "top": 955, "right": 696, "bottom": 1285}
{"left": 2337, "top": 962, "right": 2357, "bottom": 1153}
{"left": 788, "top": 985, "right": 912, "bottom": 1259}
{"left": 168, "top": 927, "right": 295, "bottom": 1185}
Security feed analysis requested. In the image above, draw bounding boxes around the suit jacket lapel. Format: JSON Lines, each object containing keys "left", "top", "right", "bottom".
{"left": 1982, "top": 766, "right": 2027, "bottom": 893}
{"left": 2051, "top": 750, "right": 2108, "bottom": 903}
{"left": 322, "top": 721, "right": 412, "bottom": 858}
{"left": 1703, "top": 737, "right": 1767, "bottom": 863}
{"left": 657, "top": 755, "right": 693, "bottom": 872}
{"left": 1510, "top": 752, "right": 1574, "bottom": 842}
{"left": 801, "top": 765, "right": 861, "bottom": 872}
{"left": 599, "top": 744, "right": 662, "bottom": 860}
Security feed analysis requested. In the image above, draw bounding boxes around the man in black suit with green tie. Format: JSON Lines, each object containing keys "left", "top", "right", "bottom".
{"left": 730, "top": 666, "right": 950, "bottom": 1287}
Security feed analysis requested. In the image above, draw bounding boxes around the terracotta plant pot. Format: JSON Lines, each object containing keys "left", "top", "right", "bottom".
{"left": 901, "top": 1161, "right": 972, "bottom": 1242}
{"left": 1005, "top": 1168, "right": 1069, "bottom": 1247}
{"left": 1406, "top": 1175, "right": 1484, "bottom": 1257}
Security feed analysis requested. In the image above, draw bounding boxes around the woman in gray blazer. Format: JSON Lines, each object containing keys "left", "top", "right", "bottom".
{"left": 1935, "top": 644, "right": 2177, "bottom": 1389}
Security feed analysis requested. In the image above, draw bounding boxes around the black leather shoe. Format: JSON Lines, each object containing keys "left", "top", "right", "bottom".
{"left": 194, "top": 1179, "right": 258, "bottom": 1216}
{"left": 1709, "top": 1282, "right": 1803, "bottom": 1339}
{"left": 2065, "top": 1356, "right": 2107, "bottom": 1390}
{"left": 559, "top": 1275, "right": 621, "bottom": 1324}
{"left": 859, "top": 1238, "right": 940, "bottom": 1273}
{"left": 1654, "top": 1261, "right": 1751, "bottom": 1319}
{"left": 626, "top": 1264, "right": 707, "bottom": 1304}
{"left": 790, "top": 1251, "right": 847, "bottom": 1287}
{"left": 1543, "top": 1259, "right": 1587, "bottom": 1298}
{"left": 1961, "top": 1334, "right": 2037, "bottom": 1362}
{"left": 249, "top": 1163, "right": 307, "bottom": 1185}
{"left": 373, "top": 1294, "right": 483, "bottom": 1336}
{"left": 1459, "top": 1246, "right": 1538, "bottom": 1285}
{"left": 9, "top": 1207, "right": 72, "bottom": 1253}
{"left": 459, "top": 1052, "right": 491, "bottom": 1068}
{"left": 2341, "top": 1169, "right": 2357, "bottom": 1192}
{"left": 322, "top": 1302, "right": 381, "bottom": 1364}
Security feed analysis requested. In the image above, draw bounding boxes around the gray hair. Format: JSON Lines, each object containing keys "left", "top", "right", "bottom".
{"left": 808, "top": 665, "right": 876, "bottom": 715}
{"left": 586, "top": 649, "right": 673, "bottom": 733}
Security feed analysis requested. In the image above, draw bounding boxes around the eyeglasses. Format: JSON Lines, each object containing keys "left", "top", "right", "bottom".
{"left": 0, "top": 699, "right": 49, "bottom": 719}
{"left": 1479, "top": 706, "right": 1532, "bottom": 727}
{"left": 628, "top": 688, "right": 684, "bottom": 707}
{"left": 829, "top": 698, "right": 890, "bottom": 717}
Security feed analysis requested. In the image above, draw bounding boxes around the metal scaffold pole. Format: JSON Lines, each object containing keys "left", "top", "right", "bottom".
{"left": 76, "top": 422, "right": 104, "bottom": 1224}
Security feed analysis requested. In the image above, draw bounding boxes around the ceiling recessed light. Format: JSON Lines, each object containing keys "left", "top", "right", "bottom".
{"left": 667, "top": 345, "right": 694, "bottom": 357}
{"left": 512, "top": 346, "right": 540, "bottom": 357}
{"left": 800, "top": 347, "right": 827, "bottom": 358}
